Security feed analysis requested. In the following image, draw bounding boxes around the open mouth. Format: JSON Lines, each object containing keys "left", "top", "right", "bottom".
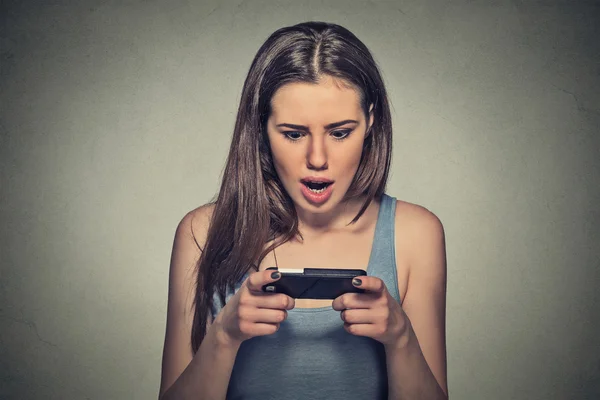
{"left": 301, "top": 180, "right": 333, "bottom": 194}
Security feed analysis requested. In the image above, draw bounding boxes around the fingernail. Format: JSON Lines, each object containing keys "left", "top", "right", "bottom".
{"left": 352, "top": 278, "right": 362, "bottom": 286}
{"left": 271, "top": 271, "right": 281, "bottom": 279}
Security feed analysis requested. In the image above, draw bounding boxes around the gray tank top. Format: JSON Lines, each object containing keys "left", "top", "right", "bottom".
{"left": 210, "top": 194, "right": 400, "bottom": 399}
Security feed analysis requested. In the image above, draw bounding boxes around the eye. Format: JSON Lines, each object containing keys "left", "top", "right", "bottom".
{"left": 282, "top": 131, "right": 304, "bottom": 141}
{"left": 331, "top": 129, "right": 352, "bottom": 140}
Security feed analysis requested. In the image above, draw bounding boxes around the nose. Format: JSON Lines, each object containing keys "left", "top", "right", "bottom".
{"left": 306, "top": 136, "right": 328, "bottom": 171}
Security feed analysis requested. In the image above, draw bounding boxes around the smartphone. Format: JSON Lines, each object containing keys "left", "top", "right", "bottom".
{"left": 261, "top": 267, "right": 366, "bottom": 299}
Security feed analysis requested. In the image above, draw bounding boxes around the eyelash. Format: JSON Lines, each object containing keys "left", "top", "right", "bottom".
{"left": 282, "top": 129, "right": 352, "bottom": 142}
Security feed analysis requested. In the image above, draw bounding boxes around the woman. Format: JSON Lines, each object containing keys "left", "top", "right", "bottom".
{"left": 159, "top": 21, "right": 448, "bottom": 399}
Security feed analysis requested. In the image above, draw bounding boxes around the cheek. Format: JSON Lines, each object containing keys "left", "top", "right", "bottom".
{"left": 337, "top": 142, "right": 364, "bottom": 171}
{"left": 272, "top": 156, "right": 288, "bottom": 178}
{"left": 269, "top": 141, "right": 298, "bottom": 178}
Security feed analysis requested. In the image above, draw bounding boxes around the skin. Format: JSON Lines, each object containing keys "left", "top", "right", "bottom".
{"left": 266, "top": 75, "right": 373, "bottom": 230}
{"left": 158, "top": 75, "right": 448, "bottom": 399}
{"left": 263, "top": 75, "right": 447, "bottom": 396}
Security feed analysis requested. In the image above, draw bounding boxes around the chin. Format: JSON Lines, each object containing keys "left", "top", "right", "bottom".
{"left": 298, "top": 191, "right": 346, "bottom": 213}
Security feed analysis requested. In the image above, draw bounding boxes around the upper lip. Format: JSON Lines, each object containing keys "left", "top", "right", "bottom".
{"left": 301, "top": 176, "right": 334, "bottom": 184}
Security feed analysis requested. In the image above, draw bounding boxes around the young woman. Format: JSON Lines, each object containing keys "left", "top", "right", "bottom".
{"left": 159, "top": 21, "right": 448, "bottom": 400}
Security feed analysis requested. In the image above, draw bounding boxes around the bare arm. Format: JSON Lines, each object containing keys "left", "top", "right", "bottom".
{"left": 160, "top": 325, "right": 240, "bottom": 400}
{"left": 158, "top": 206, "right": 240, "bottom": 400}
{"left": 386, "top": 203, "right": 448, "bottom": 399}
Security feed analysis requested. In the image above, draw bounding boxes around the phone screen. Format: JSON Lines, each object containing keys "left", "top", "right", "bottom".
{"left": 262, "top": 268, "right": 366, "bottom": 299}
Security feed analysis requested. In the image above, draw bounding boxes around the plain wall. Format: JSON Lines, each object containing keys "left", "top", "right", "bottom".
{"left": 1, "top": 0, "right": 599, "bottom": 399}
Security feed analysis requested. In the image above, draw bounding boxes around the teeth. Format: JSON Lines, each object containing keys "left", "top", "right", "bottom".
{"left": 308, "top": 186, "right": 327, "bottom": 194}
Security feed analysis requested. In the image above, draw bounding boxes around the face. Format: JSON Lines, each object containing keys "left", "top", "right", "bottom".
{"left": 266, "top": 75, "right": 373, "bottom": 216}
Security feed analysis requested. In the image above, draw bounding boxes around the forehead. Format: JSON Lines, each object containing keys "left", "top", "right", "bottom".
{"left": 269, "top": 76, "right": 363, "bottom": 123}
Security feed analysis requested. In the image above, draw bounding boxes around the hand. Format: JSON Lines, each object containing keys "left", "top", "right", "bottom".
{"left": 332, "top": 276, "right": 409, "bottom": 348}
{"left": 213, "top": 269, "right": 295, "bottom": 348}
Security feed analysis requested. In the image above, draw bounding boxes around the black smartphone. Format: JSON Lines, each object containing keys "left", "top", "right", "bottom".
{"left": 261, "top": 267, "right": 366, "bottom": 299}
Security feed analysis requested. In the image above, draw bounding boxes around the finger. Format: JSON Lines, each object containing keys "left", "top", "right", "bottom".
{"left": 340, "top": 308, "right": 380, "bottom": 324}
{"left": 244, "top": 292, "right": 294, "bottom": 310}
{"left": 246, "top": 269, "right": 281, "bottom": 292}
{"left": 239, "top": 307, "right": 288, "bottom": 324}
{"left": 332, "top": 292, "right": 379, "bottom": 311}
{"left": 352, "top": 276, "right": 386, "bottom": 294}
{"left": 243, "top": 322, "right": 281, "bottom": 336}
{"left": 343, "top": 323, "right": 382, "bottom": 337}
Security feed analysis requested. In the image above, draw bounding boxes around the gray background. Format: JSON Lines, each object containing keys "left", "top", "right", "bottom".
{"left": 1, "top": 0, "right": 599, "bottom": 399}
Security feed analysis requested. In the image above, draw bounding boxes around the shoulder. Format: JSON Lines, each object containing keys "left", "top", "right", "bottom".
{"left": 393, "top": 199, "right": 444, "bottom": 244}
{"left": 393, "top": 199, "right": 446, "bottom": 277}
{"left": 175, "top": 203, "right": 216, "bottom": 253}
{"left": 169, "top": 203, "right": 216, "bottom": 292}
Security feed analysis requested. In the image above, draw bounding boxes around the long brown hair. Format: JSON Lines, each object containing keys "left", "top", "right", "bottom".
{"left": 191, "top": 21, "right": 393, "bottom": 352}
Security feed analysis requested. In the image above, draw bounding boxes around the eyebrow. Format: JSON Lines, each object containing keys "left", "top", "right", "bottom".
{"left": 275, "top": 119, "right": 359, "bottom": 131}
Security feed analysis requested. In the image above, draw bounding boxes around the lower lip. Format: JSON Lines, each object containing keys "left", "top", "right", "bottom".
{"left": 300, "top": 182, "right": 334, "bottom": 205}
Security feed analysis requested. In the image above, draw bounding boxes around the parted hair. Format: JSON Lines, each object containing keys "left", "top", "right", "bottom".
{"left": 191, "top": 21, "right": 393, "bottom": 352}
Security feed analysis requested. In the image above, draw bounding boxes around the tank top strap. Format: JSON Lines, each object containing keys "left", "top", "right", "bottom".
{"left": 366, "top": 193, "right": 400, "bottom": 301}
